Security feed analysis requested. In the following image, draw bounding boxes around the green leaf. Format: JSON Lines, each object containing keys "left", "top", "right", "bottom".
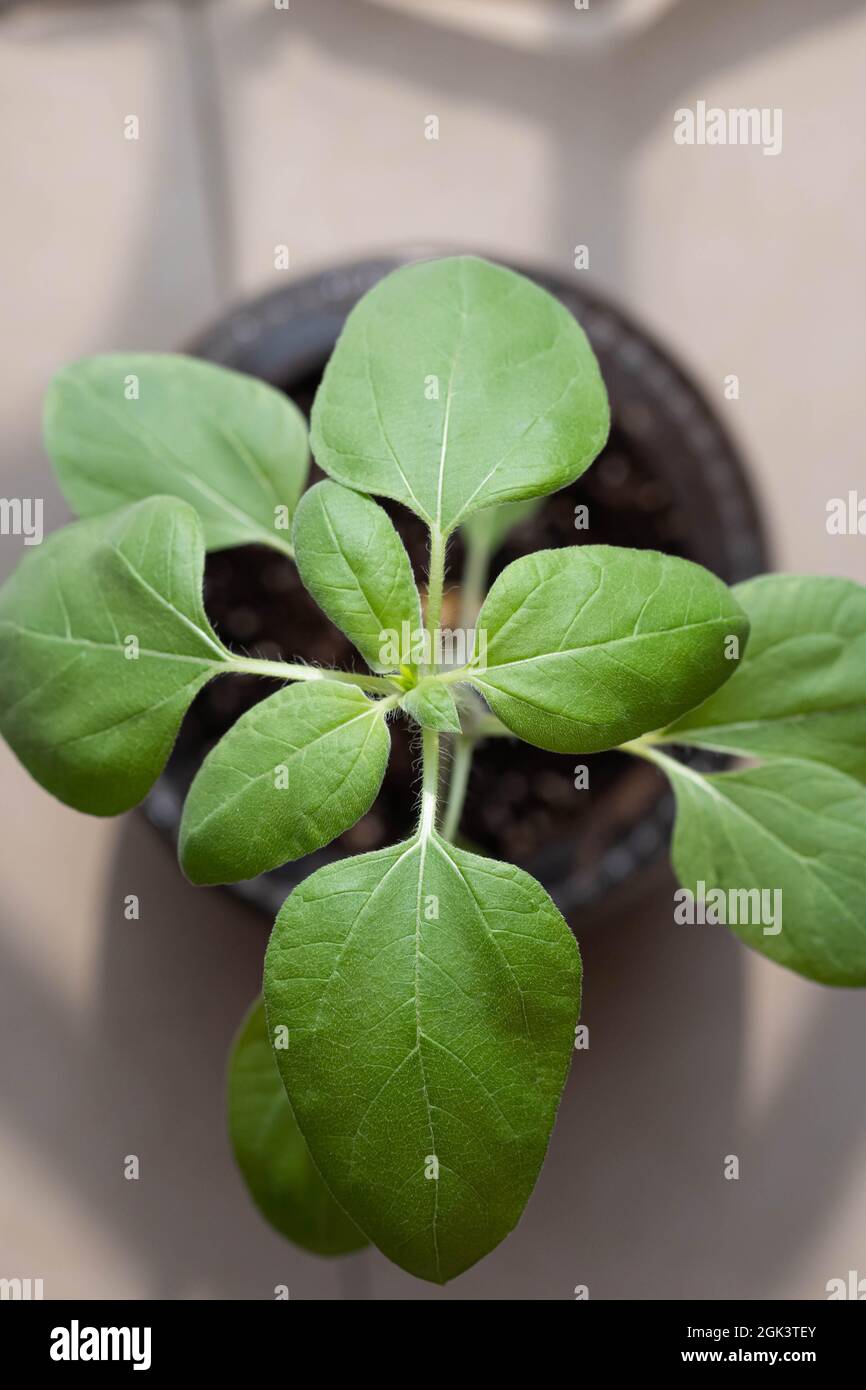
{"left": 229, "top": 997, "right": 368, "bottom": 1256}
{"left": 293, "top": 480, "right": 422, "bottom": 673}
{"left": 45, "top": 354, "right": 309, "bottom": 554}
{"left": 664, "top": 755, "right": 866, "bottom": 986}
{"left": 310, "top": 256, "right": 609, "bottom": 534}
{"left": 264, "top": 835, "right": 581, "bottom": 1283}
{"left": 401, "top": 681, "right": 462, "bottom": 734}
{"left": 0, "top": 496, "right": 228, "bottom": 815}
{"left": 469, "top": 545, "right": 749, "bottom": 753}
{"left": 663, "top": 574, "right": 866, "bottom": 781}
{"left": 180, "top": 680, "right": 391, "bottom": 884}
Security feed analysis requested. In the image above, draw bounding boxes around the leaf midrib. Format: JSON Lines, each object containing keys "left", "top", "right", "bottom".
{"left": 479, "top": 614, "right": 733, "bottom": 675}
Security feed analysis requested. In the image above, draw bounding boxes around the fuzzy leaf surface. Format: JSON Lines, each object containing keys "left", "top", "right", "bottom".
{"left": 293, "top": 480, "right": 421, "bottom": 673}
{"left": 470, "top": 545, "right": 749, "bottom": 753}
{"left": 180, "top": 680, "right": 391, "bottom": 884}
{"left": 264, "top": 837, "right": 582, "bottom": 1282}
{"left": 401, "top": 681, "right": 462, "bottom": 733}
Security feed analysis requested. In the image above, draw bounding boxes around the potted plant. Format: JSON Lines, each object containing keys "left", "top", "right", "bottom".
{"left": 3, "top": 255, "right": 863, "bottom": 1285}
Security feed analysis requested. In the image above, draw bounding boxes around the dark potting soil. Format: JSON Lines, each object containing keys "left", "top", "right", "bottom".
{"left": 171, "top": 361, "right": 692, "bottom": 884}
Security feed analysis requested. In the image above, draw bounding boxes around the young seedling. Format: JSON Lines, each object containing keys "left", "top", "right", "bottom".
{"left": 2, "top": 256, "right": 865, "bottom": 1285}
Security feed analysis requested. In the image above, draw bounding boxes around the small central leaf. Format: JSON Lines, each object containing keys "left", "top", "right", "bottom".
{"left": 401, "top": 681, "right": 462, "bottom": 733}
{"left": 293, "top": 480, "right": 422, "bottom": 673}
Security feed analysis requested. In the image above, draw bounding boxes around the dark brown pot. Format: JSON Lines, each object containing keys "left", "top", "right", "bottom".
{"left": 142, "top": 251, "right": 768, "bottom": 922}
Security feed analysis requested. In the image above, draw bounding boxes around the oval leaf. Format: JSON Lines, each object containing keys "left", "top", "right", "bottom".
{"left": 229, "top": 997, "right": 368, "bottom": 1256}
{"left": 663, "top": 574, "right": 866, "bottom": 780}
{"left": 310, "top": 256, "right": 609, "bottom": 534}
{"left": 665, "top": 756, "right": 866, "bottom": 986}
{"left": 470, "top": 545, "right": 750, "bottom": 753}
{"left": 0, "top": 497, "right": 228, "bottom": 814}
{"left": 293, "top": 480, "right": 422, "bottom": 673}
{"left": 264, "top": 836, "right": 582, "bottom": 1283}
{"left": 401, "top": 681, "right": 461, "bottom": 733}
{"left": 45, "top": 354, "right": 309, "bottom": 554}
{"left": 180, "top": 680, "right": 391, "bottom": 884}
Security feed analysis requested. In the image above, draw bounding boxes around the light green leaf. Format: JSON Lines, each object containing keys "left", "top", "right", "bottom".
{"left": 310, "top": 256, "right": 609, "bottom": 534}
{"left": 663, "top": 574, "right": 866, "bottom": 781}
{"left": 45, "top": 354, "right": 309, "bottom": 554}
{"left": 293, "top": 480, "right": 422, "bottom": 673}
{"left": 401, "top": 681, "right": 461, "bottom": 733}
{"left": 180, "top": 680, "right": 391, "bottom": 884}
{"left": 665, "top": 755, "right": 866, "bottom": 986}
{"left": 228, "top": 997, "right": 368, "bottom": 1256}
{"left": 0, "top": 496, "right": 228, "bottom": 815}
{"left": 264, "top": 835, "right": 581, "bottom": 1284}
{"left": 469, "top": 545, "right": 749, "bottom": 754}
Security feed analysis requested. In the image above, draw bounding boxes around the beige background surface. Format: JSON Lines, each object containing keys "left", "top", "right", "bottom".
{"left": 1, "top": 0, "right": 864, "bottom": 1300}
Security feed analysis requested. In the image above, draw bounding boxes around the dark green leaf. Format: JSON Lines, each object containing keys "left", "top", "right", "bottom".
{"left": 264, "top": 835, "right": 581, "bottom": 1283}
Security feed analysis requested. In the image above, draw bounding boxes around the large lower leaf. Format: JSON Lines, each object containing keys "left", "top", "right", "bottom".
{"left": 665, "top": 756, "right": 866, "bottom": 986}
{"left": 293, "top": 480, "right": 422, "bottom": 673}
{"left": 0, "top": 497, "right": 228, "bottom": 814}
{"left": 663, "top": 574, "right": 866, "bottom": 781}
{"left": 228, "top": 997, "right": 368, "bottom": 1256}
{"left": 470, "top": 545, "right": 749, "bottom": 753}
{"left": 310, "top": 256, "right": 609, "bottom": 534}
{"left": 264, "top": 835, "right": 581, "bottom": 1284}
{"left": 45, "top": 354, "right": 309, "bottom": 554}
{"left": 180, "top": 680, "right": 391, "bottom": 884}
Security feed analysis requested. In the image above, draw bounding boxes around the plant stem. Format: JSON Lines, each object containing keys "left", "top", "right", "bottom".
{"left": 459, "top": 532, "right": 492, "bottom": 631}
{"left": 425, "top": 526, "right": 447, "bottom": 674}
{"left": 264, "top": 534, "right": 295, "bottom": 560}
{"left": 419, "top": 726, "right": 440, "bottom": 838}
{"left": 619, "top": 736, "right": 682, "bottom": 778}
{"left": 441, "top": 734, "right": 474, "bottom": 842}
{"left": 229, "top": 656, "right": 398, "bottom": 694}
{"left": 466, "top": 712, "right": 515, "bottom": 739}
